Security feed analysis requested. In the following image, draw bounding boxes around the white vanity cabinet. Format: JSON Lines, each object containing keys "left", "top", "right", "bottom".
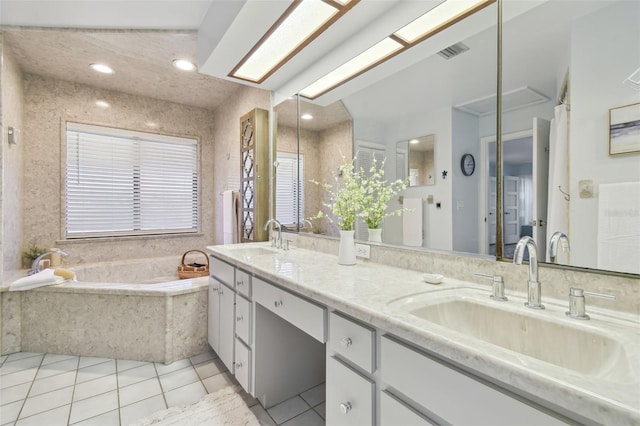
{"left": 380, "top": 336, "right": 569, "bottom": 425}
{"left": 208, "top": 256, "right": 237, "bottom": 375}
{"left": 326, "top": 312, "right": 377, "bottom": 425}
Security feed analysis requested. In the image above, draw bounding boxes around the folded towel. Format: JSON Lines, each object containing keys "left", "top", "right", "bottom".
{"left": 10, "top": 269, "right": 66, "bottom": 291}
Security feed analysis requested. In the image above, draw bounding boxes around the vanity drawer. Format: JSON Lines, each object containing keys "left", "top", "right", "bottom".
{"left": 236, "top": 295, "right": 251, "bottom": 345}
{"left": 253, "top": 277, "right": 327, "bottom": 343}
{"left": 329, "top": 312, "right": 375, "bottom": 373}
{"left": 326, "top": 356, "right": 374, "bottom": 426}
{"left": 380, "top": 391, "right": 435, "bottom": 426}
{"left": 381, "top": 336, "right": 566, "bottom": 425}
{"left": 210, "top": 256, "right": 234, "bottom": 287}
{"left": 235, "top": 269, "right": 251, "bottom": 298}
{"left": 235, "top": 338, "right": 252, "bottom": 393}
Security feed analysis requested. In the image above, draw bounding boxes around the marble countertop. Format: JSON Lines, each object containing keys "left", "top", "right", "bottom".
{"left": 207, "top": 242, "right": 640, "bottom": 425}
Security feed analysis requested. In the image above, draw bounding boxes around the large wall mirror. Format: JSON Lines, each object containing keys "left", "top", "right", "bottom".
{"left": 273, "top": 0, "right": 639, "bottom": 278}
{"left": 273, "top": 96, "right": 353, "bottom": 238}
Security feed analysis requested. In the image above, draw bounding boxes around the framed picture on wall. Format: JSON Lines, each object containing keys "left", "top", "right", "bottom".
{"left": 609, "top": 102, "right": 640, "bottom": 155}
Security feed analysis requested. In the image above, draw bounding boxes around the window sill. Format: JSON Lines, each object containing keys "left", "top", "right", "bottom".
{"left": 56, "top": 233, "right": 204, "bottom": 245}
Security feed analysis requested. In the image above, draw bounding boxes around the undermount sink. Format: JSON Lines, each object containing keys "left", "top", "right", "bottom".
{"left": 387, "top": 288, "right": 637, "bottom": 381}
{"left": 227, "top": 247, "right": 279, "bottom": 258}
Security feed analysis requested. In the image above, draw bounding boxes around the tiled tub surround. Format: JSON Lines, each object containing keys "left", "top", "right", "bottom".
{"left": 208, "top": 241, "right": 640, "bottom": 425}
{"left": 1, "top": 260, "right": 209, "bottom": 363}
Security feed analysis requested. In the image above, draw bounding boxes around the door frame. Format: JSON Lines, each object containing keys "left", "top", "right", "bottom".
{"left": 479, "top": 129, "right": 533, "bottom": 255}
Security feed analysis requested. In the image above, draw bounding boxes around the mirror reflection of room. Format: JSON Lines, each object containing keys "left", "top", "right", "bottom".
{"left": 407, "top": 135, "right": 436, "bottom": 187}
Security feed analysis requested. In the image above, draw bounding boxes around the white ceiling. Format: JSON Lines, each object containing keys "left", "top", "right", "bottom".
{"left": 0, "top": 0, "right": 615, "bottom": 119}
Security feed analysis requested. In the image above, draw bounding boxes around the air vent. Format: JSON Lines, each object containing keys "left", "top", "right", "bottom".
{"left": 437, "top": 42, "right": 470, "bottom": 60}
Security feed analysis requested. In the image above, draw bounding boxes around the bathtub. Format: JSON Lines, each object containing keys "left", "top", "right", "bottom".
{"left": 1, "top": 256, "right": 210, "bottom": 364}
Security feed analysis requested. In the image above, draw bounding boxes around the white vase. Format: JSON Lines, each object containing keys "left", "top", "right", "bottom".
{"left": 338, "top": 230, "right": 356, "bottom": 265}
{"left": 368, "top": 228, "right": 382, "bottom": 243}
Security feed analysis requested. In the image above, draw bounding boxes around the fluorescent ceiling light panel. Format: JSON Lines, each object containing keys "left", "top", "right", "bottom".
{"left": 395, "top": 0, "right": 492, "bottom": 43}
{"left": 232, "top": 1, "right": 340, "bottom": 82}
{"left": 300, "top": 37, "right": 403, "bottom": 98}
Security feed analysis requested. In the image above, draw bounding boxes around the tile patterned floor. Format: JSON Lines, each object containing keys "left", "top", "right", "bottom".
{"left": 0, "top": 349, "right": 325, "bottom": 426}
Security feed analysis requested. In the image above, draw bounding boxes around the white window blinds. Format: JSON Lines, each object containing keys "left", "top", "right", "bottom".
{"left": 276, "top": 152, "right": 304, "bottom": 226}
{"left": 65, "top": 122, "right": 198, "bottom": 238}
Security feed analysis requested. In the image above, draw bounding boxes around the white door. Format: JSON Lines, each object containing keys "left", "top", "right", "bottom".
{"left": 532, "top": 118, "right": 551, "bottom": 260}
{"left": 503, "top": 176, "right": 520, "bottom": 244}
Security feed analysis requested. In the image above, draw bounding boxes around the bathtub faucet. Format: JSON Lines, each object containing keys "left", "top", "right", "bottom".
{"left": 29, "top": 249, "right": 69, "bottom": 275}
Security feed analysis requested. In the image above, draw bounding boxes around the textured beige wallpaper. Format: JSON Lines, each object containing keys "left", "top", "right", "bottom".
{"left": 1, "top": 46, "right": 25, "bottom": 273}
{"left": 21, "top": 74, "right": 219, "bottom": 264}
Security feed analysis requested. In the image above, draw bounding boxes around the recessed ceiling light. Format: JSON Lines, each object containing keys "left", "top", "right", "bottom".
{"left": 301, "top": 114, "right": 313, "bottom": 120}
{"left": 95, "top": 100, "right": 110, "bottom": 108}
{"left": 172, "top": 59, "right": 197, "bottom": 72}
{"left": 230, "top": 0, "right": 358, "bottom": 84}
{"left": 90, "top": 63, "right": 114, "bottom": 74}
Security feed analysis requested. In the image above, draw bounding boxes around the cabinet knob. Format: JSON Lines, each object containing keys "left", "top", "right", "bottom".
{"left": 237, "top": 315, "right": 243, "bottom": 322}
{"left": 341, "top": 337, "right": 353, "bottom": 348}
{"left": 236, "top": 362, "right": 242, "bottom": 369}
{"left": 274, "top": 300, "right": 283, "bottom": 308}
{"left": 237, "top": 280, "right": 243, "bottom": 286}
{"left": 339, "top": 402, "right": 352, "bottom": 415}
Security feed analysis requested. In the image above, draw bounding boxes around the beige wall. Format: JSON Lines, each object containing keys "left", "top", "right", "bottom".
{"left": 276, "top": 120, "right": 353, "bottom": 236}
{"left": 21, "top": 74, "right": 219, "bottom": 264}
{"left": 1, "top": 44, "right": 25, "bottom": 274}
{"left": 211, "top": 85, "right": 271, "bottom": 244}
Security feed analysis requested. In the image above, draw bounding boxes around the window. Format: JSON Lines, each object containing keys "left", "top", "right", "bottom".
{"left": 65, "top": 122, "right": 198, "bottom": 238}
{"left": 276, "top": 152, "right": 304, "bottom": 226}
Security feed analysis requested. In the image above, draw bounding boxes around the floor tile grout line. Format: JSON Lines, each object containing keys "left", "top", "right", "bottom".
{"left": 65, "top": 353, "right": 82, "bottom": 426}
{"left": 152, "top": 361, "right": 170, "bottom": 411}
{"left": 115, "top": 358, "right": 122, "bottom": 426}
{"left": 13, "top": 353, "right": 45, "bottom": 423}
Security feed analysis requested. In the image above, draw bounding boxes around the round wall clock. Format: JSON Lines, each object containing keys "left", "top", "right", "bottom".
{"left": 461, "top": 153, "right": 475, "bottom": 176}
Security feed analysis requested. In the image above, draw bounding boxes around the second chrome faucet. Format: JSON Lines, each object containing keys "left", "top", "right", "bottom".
{"left": 513, "top": 236, "right": 545, "bottom": 310}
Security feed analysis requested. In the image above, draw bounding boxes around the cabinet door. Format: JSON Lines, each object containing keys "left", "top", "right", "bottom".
{"left": 219, "top": 282, "right": 235, "bottom": 374}
{"left": 381, "top": 336, "right": 568, "bottom": 425}
{"left": 326, "top": 356, "right": 374, "bottom": 426}
{"left": 207, "top": 278, "right": 220, "bottom": 353}
{"left": 380, "top": 391, "right": 435, "bottom": 426}
{"left": 235, "top": 338, "right": 252, "bottom": 393}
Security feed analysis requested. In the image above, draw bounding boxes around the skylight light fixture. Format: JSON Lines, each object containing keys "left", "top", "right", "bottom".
{"left": 299, "top": 0, "right": 494, "bottom": 99}
{"left": 394, "top": 0, "right": 494, "bottom": 44}
{"left": 90, "top": 63, "right": 114, "bottom": 74}
{"left": 300, "top": 37, "right": 404, "bottom": 99}
{"left": 173, "top": 59, "right": 197, "bottom": 72}
{"left": 230, "top": 0, "right": 358, "bottom": 83}
{"left": 301, "top": 113, "right": 313, "bottom": 120}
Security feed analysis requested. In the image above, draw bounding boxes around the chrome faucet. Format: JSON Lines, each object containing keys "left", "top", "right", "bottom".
{"left": 549, "top": 231, "right": 570, "bottom": 264}
{"left": 513, "top": 236, "right": 544, "bottom": 310}
{"left": 29, "top": 249, "right": 69, "bottom": 275}
{"left": 299, "top": 219, "right": 313, "bottom": 230}
{"left": 263, "top": 219, "right": 282, "bottom": 248}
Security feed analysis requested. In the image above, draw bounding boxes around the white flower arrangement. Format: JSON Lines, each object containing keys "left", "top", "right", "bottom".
{"left": 310, "top": 154, "right": 407, "bottom": 231}
{"left": 359, "top": 157, "right": 407, "bottom": 229}
{"left": 310, "top": 156, "right": 365, "bottom": 231}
